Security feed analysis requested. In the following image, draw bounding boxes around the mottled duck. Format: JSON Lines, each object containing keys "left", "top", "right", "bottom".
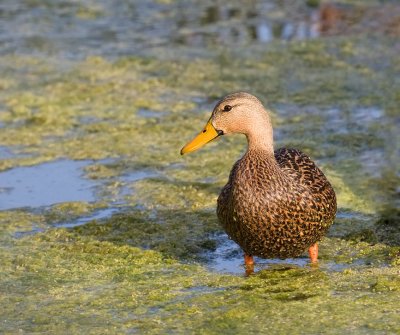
{"left": 181, "top": 92, "right": 336, "bottom": 271}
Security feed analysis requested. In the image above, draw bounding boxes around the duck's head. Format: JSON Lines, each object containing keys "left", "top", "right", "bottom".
{"left": 181, "top": 92, "right": 273, "bottom": 155}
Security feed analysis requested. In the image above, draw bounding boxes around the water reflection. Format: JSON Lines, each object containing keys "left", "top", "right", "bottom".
{"left": 173, "top": 2, "right": 400, "bottom": 47}
{"left": 1, "top": 1, "right": 398, "bottom": 59}
{"left": 175, "top": 3, "right": 322, "bottom": 47}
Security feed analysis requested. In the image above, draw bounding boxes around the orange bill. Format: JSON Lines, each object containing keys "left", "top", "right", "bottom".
{"left": 180, "top": 120, "right": 220, "bottom": 155}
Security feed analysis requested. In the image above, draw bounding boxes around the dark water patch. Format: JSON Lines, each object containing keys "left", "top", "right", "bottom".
{"left": 0, "top": 160, "right": 95, "bottom": 210}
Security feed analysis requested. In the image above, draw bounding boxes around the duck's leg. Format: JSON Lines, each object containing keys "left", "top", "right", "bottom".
{"left": 244, "top": 254, "right": 254, "bottom": 276}
{"left": 244, "top": 254, "right": 254, "bottom": 265}
{"left": 308, "top": 243, "right": 318, "bottom": 263}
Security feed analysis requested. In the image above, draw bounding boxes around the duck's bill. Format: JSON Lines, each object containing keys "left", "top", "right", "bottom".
{"left": 180, "top": 120, "right": 221, "bottom": 155}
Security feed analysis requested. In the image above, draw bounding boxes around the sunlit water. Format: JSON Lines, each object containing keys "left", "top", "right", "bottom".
{"left": 0, "top": 160, "right": 95, "bottom": 210}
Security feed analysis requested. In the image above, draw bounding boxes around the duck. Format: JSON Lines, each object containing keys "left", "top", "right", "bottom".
{"left": 181, "top": 92, "right": 337, "bottom": 270}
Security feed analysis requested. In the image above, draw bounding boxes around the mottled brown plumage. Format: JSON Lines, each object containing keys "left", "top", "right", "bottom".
{"left": 181, "top": 92, "right": 337, "bottom": 261}
{"left": 217, "top": 147, "right": 336, "bottom": 258}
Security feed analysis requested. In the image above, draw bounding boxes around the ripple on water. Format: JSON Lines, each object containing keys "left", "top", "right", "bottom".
{"left": 0, "top": 160, "right": 96, "bottom": 210}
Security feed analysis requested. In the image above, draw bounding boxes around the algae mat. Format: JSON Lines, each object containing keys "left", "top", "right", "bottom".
{"left": 1, "top": 1, "right": 400, "bottom": 334}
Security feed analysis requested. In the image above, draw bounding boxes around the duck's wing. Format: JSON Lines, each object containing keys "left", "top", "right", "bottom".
{"left": 274, "top": 148, "right": 333, "bottom": 193}
{"left": 275, "top": 147, "right": 337, "bottom": 224}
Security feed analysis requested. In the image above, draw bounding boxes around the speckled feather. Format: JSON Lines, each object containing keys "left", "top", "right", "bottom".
{"left": 217, "top": 147, "right": 337, "bottom": 258}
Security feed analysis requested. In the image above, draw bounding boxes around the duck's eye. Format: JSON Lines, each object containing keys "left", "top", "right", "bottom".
{"left": 223, "top": 105, "right": 232, "bottom": 112}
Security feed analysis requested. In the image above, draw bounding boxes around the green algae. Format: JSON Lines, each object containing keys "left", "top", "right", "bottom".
{"left": 1, "top": 212, "right": 400, "bottom": 334}
{"left": 73, "top": 209, "right": 220, "bottom": 261}
{"left": 0, "top": 211, "right": 46, "bottom": 236}
{"left": 1, "top": 36, "right": 395, "bottom": 212}
{"left": 43, "top": 202, "right": 108, "bottom": 225}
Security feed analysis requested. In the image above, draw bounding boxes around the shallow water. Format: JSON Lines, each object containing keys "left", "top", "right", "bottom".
{"left": 207, "top": 236, "right": 310, "bottom": 274}
{"left": 0, "top": 160, "right": 95, "bottom": 210}
{"left": 0, "top": 1, "right": 399, "bottom": 334}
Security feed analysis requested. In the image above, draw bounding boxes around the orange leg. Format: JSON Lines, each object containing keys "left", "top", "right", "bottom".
{"left": 244, "top": 254, "right": 254, "bottom": 265}
{"left": 308, "top": 243, "right": 318, "bottom": 264}
{"left": 244, "top": 254, "right": 254, "bottom": 276}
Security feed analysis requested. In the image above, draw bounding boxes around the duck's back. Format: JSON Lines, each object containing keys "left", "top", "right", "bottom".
{"left": 217, "top": 148, "right": 337, "bottom": 258}
{"left": 275, "top": 148, "right": 336, "bottom": 197}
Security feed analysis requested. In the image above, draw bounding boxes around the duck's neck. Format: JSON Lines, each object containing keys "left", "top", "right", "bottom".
{"left": 245, "top": 126, "right": 274, "bottom": 155}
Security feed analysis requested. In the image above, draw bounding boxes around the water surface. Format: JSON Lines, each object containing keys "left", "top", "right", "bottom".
{"left": 0, "top": 160, "right": 95, "bottom": 210}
